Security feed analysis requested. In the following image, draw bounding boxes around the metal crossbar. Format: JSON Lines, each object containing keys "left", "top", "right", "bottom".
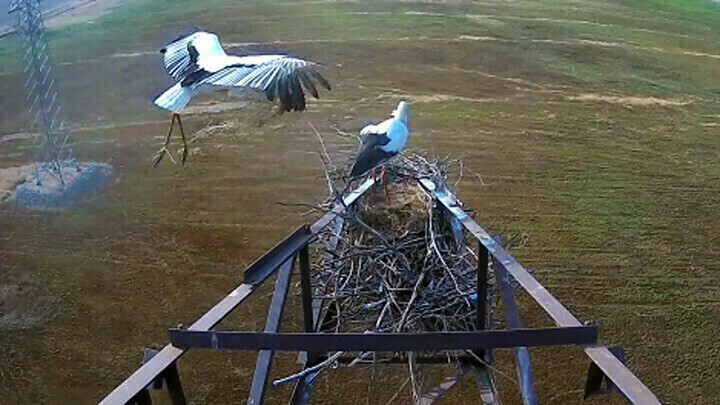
{"left": 168, "top": 327, "right": 599, "bottom": 352}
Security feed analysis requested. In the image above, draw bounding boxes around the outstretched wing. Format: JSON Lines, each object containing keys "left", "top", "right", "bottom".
{"left": 160, "top": 31, "right": 226, "bottom": 79}
{"left": 199, "top": 56, "right": 332, "bottom": 112}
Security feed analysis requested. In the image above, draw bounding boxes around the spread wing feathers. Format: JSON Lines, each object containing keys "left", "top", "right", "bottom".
{"left": 161, "top": 31, "right": 225, "bottom": 80}
{"left": 199, "top": 57, "right": 331, "bottom": 112}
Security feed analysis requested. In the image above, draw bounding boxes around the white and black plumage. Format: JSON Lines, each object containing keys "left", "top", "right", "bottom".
{"left": 151, "top": 30, "right": 331, "bottom": 166}
{"left": 350, "top": 101, "right": 410, "bottom": 178}
{"left": 155, "top": 30, "right": 330, "bottom": 113}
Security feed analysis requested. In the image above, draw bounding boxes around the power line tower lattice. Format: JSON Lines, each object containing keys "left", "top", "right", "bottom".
{"left": 10, "top": 0, "right": 74, "bottom": 185}
{"left": 8, "top": 0, "right": 113, "bottom": 208}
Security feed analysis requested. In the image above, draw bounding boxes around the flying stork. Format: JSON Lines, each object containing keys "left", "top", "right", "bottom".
{"left": 152, "top": 30, "right": 331, "bottom": 166}
{"left": 349, "top": 101, "right": 410, "bottom": 203}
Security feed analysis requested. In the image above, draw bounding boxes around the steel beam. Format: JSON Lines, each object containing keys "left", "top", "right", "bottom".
{"left": 163, "top": 363, "right": 187, "bottom": 405}
{"left": 100, "top": 179, "right": 375, "bottom": 405}
{"left": 467, "top": 365, "right": 498, "bottom": 405}
{"left": 290, "top": 217, "right": 346, "bottom": 405}
{"left": 310, "top": 178, "right": 375, "bottom": 233}
{"left": 476, "top": 242, "right": 489, "bottom": 331}
{"left": 584, "top": 346, "right": 628, "bottom": 400}
{"left": 298, "top": 246, "right": 315, "bottom": 352}
{"left": 418, "top": 178, "right": 661, "bottom": 405}
{"left": 169, "top": 327, "right": 597, "bottom": 352}
{"left": 494, "top": 247, "right": 537, "bottom": 405}
{"left": 248, "top": 254, "right": 297, "bottom": 405}
{"left": 243, "top": 227, "right": 310, "bottom": 286}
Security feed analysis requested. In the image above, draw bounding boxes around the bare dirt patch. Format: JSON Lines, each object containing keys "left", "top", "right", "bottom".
{"left": 377, "top": 92, "right": 510, "bottom": 103}
{"left": 566, "top": 93, "right": 693, "bottom": 106}
{"left": 0, "top": 164, "right": 34, "bottom": 202}
{"left": 0, "top": 132, "right": 38, "bottom": 144}
{"left": 0, "top": 281, "right": 56, "bottom": 331}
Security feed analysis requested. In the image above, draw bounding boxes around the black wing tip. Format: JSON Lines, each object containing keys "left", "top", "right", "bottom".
{"left": 160, "top": 48, "right": 166, "bottom": 54}
{"left": 349, "top": 164, "right": 365, "bottom": 178}
{"left": 313, "top": 70, "right": 332, "bottom": 91}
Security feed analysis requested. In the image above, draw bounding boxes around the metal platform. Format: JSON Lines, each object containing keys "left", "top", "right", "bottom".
{"left": 99, "top": 177, "right": 661, "bottom": 405}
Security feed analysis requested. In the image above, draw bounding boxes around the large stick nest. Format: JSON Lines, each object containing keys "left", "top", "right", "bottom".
{"left": 315, "top": 153, "right": 481, "bottom": 335}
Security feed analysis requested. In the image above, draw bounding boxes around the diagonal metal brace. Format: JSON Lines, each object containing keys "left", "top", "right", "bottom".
{"left": 493, "top": 235, "right": 538, "bottom": 405}
{"left": 243, "top": 225, "right": 312, "bottom": 285}
{"left": 584, "top": 346, "right": 630, "bottom": 402}
{"left": 132, "top": 348, "right": 187, "bottom": 405}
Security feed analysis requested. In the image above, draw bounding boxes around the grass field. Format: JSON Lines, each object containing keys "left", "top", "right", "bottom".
{"left": 1, "top": 0, "right": 720, "bottom": 403}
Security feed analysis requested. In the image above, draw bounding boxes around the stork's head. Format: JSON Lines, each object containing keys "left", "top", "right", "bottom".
{"left": 392, "top": 101, "right": 409, "bottom": 124}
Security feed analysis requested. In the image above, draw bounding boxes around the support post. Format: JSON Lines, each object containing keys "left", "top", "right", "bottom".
{"left": 130, "top": 390, "right": 152, "bottom": 405}
{"left": 298, "top": 245, "right": 318, "bottom": 365}
{"left": 476, "top": 241, "right": 489, "bottom": 361}
{"left": 163, "top": 363, "right": 188, "bottom": 405}
{"left": 140, "top": 348, "right": 187, "bottom": 405}
{"left": 584, "top": 346, "right": 629, "bottom": 401}
{"left": 477, "top": 242, "right": 489, "bottom": 330}
{"left": 248, "top": 254, "right": 296, "bottom": 405}
{"left": 290, "top": 217, "right": 346, "bottom": 405}
{"left": 493, "top": 237, "right": 538, "bottom": 405}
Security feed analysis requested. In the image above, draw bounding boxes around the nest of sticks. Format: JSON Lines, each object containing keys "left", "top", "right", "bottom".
{"left": 315, "top": 153, "right": 480, "bottom": 335}
{"left": 274, "top": 152, "right": 501, "bottom": 401}
{"left": 310, "top": 150, "right": 489, "bottom": 335}
{"left": 297, "top": 152, "right": 493, "bottom": 400}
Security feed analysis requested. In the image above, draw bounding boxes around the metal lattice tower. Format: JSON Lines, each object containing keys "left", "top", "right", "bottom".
{"left": 10, "top": 0, "right": 74, "bottom": 185}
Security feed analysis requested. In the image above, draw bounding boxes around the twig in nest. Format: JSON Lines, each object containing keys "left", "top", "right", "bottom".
{"left": 384, "top": 377, "right": 411, "bottom": 405}
{"left": 330, "top": 124, "right": 362, "bottom": 142}
{"left": 305, "top": 117, "right": 337, "bottom": 196}
{"left": 272, "top": 350, "right": 344, "bottom": 386}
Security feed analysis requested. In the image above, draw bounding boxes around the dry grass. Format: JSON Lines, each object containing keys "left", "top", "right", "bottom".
{"left": 1, "top": 0, "right": 720, "bottom": 403}
{"left": 0, "top": 281, "right": 57, "bottom": 331}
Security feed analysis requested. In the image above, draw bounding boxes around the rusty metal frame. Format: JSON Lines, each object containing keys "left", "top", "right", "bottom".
{"left": 101, "top": 175, "right": 660, "bottom": 405}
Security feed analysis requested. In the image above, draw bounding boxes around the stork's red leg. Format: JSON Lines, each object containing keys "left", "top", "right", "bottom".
{"left": 152, "top": 113, "right": 179, "bottom": 167}
{"left": 381, "top": 167, "right": 391, "bottom": 205}
{"left": 177, "top": 114, "right": 188, "bottom": 164}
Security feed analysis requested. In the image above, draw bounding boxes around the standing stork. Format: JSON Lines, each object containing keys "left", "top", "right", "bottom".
{"left": 349, "top": 101, "right": 410, "bottom": 203}
{"left": 152, "top": 30, "right": 331, "bottom": 166}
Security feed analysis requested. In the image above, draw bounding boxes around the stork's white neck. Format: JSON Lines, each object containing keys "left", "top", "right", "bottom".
{"left": 392, "top": 101, "right": 409, "bottom": 124}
